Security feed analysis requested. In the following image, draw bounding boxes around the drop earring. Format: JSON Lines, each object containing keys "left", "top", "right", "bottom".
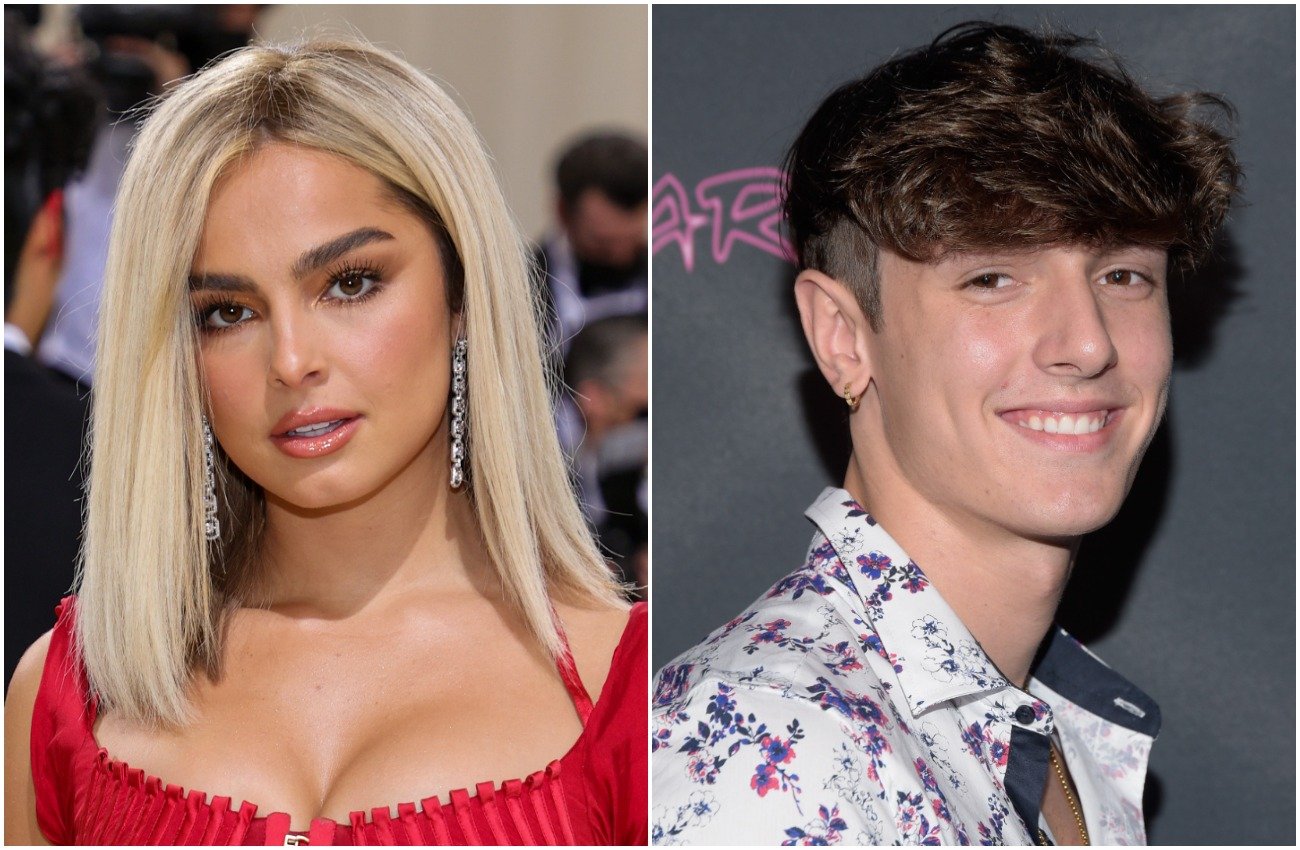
{"left": 450, "top": 337, "right": 468, "bottom": 490}
{"left": 202, "top": 418, "right": 220, "bottom": 541}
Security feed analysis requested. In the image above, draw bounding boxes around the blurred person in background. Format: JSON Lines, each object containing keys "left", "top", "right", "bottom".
{"left": 564, "top": 315, "right": 648, "bottom": 597}
{"left": 37, "top": 4, "right": 260, "bottom": 390}
{"left": 538, "top": 132, "right": 649, "bottom": 591}
{"left": 4, "top": 13, "right": 101, "bottom": 686}
{"left": 535, "top": 131, "right": 647, "bottom": 357}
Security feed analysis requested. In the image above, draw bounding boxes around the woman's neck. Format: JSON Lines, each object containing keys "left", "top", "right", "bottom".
{"left": 254, "top": 443, "right": 487, "bottom": 617}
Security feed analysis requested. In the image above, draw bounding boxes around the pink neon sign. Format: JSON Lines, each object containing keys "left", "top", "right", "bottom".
{"left": 652, "top": 167, "right": 794, "bottom": 271}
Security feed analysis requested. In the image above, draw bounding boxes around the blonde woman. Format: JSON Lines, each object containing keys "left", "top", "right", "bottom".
{"left": 4, "top": 40, "right": 646, "bottom": 846}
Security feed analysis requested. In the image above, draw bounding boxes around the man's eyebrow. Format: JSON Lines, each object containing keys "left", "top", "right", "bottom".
{"left": 290, "top": 227, "right": 396, "bottom": 280}
{"left": 939, "top": 248, "right": 1030, "bottom": 265}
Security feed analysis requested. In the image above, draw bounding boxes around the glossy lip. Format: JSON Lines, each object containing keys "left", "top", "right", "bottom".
{"left": 272, "top": 407, "right": 360, "bottom": 437}
{"left": 995, "top": 402, "right": 1127, "bottom": 453}
{"left": 270, "top": 407, "right": 363, "bottom": 459}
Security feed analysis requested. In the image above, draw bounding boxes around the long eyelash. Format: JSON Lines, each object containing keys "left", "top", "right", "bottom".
{"left": 191, "top": 297, "right": 247, "bottom": 335}
{"left": 190, "top": 260, "right": 387, "bottom": 334}
{"left": 324, "top": 259, "right": 387, "bottom": 304}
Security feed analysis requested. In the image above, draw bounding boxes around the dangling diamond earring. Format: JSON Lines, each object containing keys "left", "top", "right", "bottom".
{"left": 202, "top": 418, "right": 221, "bottom": 541}
{"left": 449, "top": 337, "right": 468, "bottom": 490}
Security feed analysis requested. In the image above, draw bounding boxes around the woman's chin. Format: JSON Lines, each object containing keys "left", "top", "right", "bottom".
{"left": 262, "top": 481, "right": 376, "bottom": 516}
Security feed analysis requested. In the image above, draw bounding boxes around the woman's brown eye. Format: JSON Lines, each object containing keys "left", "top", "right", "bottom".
{"left": 327, "top": 271, "right": 377, "bottom": 300}
{"left": 1107, "top": 270, "right": 1137, "bottom": 285}
{"left": 200, "top": 303, "right": 253, "bottom": 329}
{"left": 338, "top": 274, "right": 365, "bottom": 296}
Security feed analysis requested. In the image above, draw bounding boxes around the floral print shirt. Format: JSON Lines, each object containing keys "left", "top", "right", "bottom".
{"left": 652, "top": 488, "right": 1160, "bottom": 846}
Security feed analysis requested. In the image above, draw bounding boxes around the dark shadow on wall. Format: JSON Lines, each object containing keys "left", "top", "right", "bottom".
{"left": 1059, "top": 418, "right": 1172, "bottom": 642}
{"left": 767, "top": 260, "right": 857, "bottom": 480}
{"left": 798, "top": 367, "right": 853, "bottom": 479}
{"left": 1169, "top": 233, "right": 1244, "bottom": 369}
{"left": 1144, "top": 772, "right": 1166, "bottom": 843}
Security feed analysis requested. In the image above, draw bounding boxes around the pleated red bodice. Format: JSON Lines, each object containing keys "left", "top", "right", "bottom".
{"left": 30, "top": 598, "right": 647, "bottom": 846}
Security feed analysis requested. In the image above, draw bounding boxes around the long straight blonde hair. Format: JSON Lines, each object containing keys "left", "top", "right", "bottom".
{"left": 77, "top": 38, "right": 626, "bottom": 728}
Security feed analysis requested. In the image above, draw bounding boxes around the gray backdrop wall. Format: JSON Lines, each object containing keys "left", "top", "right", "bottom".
{"left": 651, "top": 5, "right": 1294, "bottom": 845}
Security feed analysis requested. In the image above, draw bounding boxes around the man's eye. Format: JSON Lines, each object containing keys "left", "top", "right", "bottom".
{"left": 967, "top": 273, "right": 1012, "bottom": 289}
{"left": 1103, "top": 269, "right": 1147, "bottom": 286}
{"left": 200, "top": 303, "right": 254, "bottom": 329}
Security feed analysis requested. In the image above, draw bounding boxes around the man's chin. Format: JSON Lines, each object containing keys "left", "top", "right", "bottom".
{"left": 1005, "top": 492, "right": 1127, "bottom": 542}
{"left": 987, "top": 478, "right": 1133, "bottom": 540}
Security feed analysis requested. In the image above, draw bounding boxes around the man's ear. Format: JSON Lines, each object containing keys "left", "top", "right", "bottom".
{"left": 26, "top": 189, "right": 65, "bottom": 262}
{"left": 6, "top": 190, "right": 66, "bottom": 342}
{"left": 793, "top": 269, "right": 873, "bottom": 405}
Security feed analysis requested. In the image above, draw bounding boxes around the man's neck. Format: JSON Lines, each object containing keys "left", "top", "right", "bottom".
{"left": 844, "top": 454, "right": 1077, "bottom": 688}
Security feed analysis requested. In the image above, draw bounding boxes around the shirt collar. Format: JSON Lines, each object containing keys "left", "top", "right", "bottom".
{"left": 804, "top": 487, "right": 1160, "bottom": 737}
{"left": 1031, "top": 627, "right": 1161, "bottom": 738}
{"left": 805, "top": 487, "right": 1010, "bottom": 716}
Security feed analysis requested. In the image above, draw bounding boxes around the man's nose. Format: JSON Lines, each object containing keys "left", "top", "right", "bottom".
{"left": 1031, "top": 279, "right": 1119, "bottom": 380}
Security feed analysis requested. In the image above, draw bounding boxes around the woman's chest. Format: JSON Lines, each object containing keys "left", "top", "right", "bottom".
{"left": 91, "top": 627, "right": 584, "bottom": 828}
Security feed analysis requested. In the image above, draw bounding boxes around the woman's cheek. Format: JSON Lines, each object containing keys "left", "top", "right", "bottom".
{"left": 204, "top": 350, "right": 266, "bottom": 443}
{"left": 340, "top": 303, "right": 450, "bottom": 393}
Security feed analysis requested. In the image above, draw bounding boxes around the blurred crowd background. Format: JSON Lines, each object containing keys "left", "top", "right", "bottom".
{"left": 5, "top": 4, "right": 648, "bottom": 685}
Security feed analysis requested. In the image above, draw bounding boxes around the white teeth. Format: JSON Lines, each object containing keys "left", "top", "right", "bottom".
{"left": 1014, "top": 411, "right": 1108, "bottom": 435}
{"left": 286, "top": 419, "right": 342, "bottom": 437}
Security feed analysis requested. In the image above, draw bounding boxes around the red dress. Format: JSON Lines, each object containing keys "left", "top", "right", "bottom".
{"left": 30, "top": 598, "right": 647, "bottom": 845}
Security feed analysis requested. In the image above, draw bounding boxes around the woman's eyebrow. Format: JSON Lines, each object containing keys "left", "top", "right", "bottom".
{"left": 188, "top": 271, "right": 255, "bottom": 293}
{"left": 290, "top": 226, "right": 396, "bottom": 279}
{"left": 188, "top": 227, "right": 397, "bottom": 292}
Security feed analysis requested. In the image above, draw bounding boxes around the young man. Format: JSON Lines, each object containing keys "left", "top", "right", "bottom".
{"left": 652, "top": 23, "right": 1238, "bottom": 845}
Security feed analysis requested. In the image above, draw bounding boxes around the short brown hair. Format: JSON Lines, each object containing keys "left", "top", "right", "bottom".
{"left": 783, "top": 22, "right": 1242, "bottom": 328}
{"left": 556, "top": 131, "right": 648, "bottom": 210}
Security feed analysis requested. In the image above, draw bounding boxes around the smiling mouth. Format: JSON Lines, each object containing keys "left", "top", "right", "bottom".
{"left": 270, "top": 415, "right": 362, "bottom": 459}
{"left": 1004, "top": 410, "right": 1114, "bottom": 435}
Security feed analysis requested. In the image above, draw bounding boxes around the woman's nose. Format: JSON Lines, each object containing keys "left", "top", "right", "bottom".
{"left": 266, "top": 315, "right": 327, "bottom": 389}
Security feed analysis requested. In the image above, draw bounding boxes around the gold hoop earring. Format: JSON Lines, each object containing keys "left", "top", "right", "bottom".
{"left": 843, "top": 384, "right": 861, "bottom": 412}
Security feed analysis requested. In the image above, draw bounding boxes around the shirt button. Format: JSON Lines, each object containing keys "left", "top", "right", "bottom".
{"left": 1014, "top": 704, "right": 1036, "bottom": 725}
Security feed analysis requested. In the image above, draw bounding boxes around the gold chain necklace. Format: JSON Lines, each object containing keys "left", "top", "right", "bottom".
{"left": 1035, "top": 744, "right": 1090, "bottom": 845}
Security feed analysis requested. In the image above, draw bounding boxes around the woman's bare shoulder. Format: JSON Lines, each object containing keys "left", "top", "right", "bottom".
{"left": 6, "top": 630, "right": 53, "bottom": 705}
{"left": 5, "top": 630, "right": 54, "bottom": 845}
{"left": 553, "top": 598, "right": 637, "bottom": 700}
